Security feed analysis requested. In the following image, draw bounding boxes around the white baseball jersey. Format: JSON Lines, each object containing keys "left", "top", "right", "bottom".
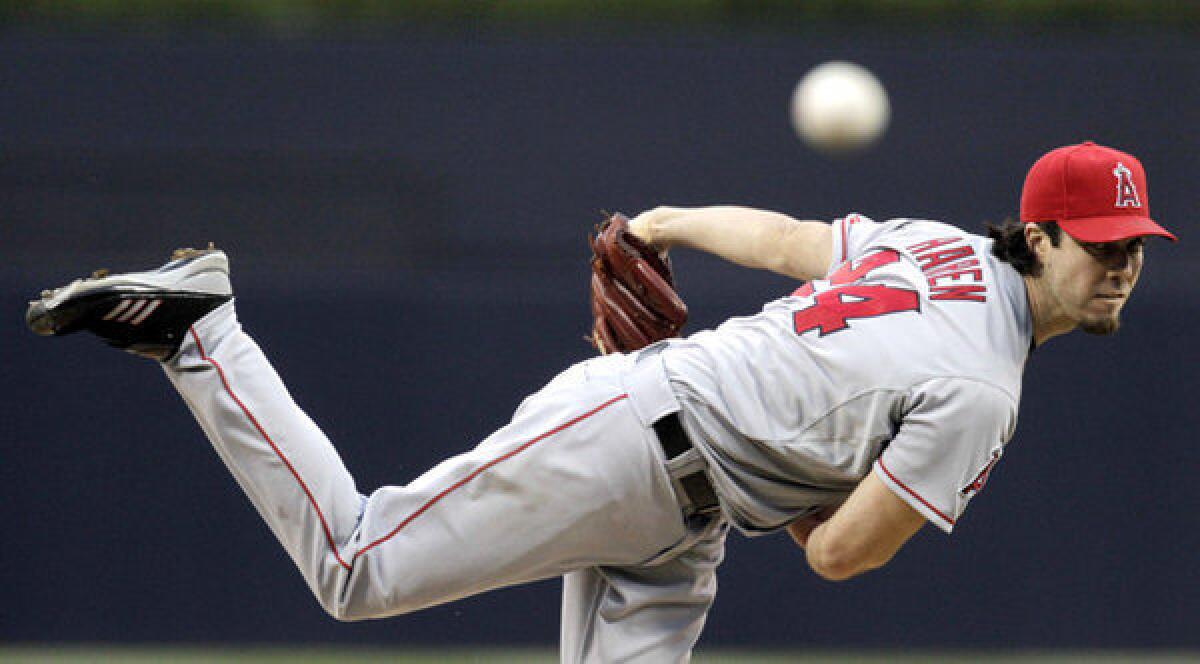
{"left": 659, "top": 214, "right": 1032, "bottom": 534}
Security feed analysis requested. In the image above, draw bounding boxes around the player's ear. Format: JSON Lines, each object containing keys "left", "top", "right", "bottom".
{"left": 1024, "top": 223, "right": 1050, "bottom": 264}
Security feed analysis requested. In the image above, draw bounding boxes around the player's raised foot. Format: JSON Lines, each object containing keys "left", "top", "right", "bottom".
{"left": 26, "top": 245, "right": 233, "bottom": 361}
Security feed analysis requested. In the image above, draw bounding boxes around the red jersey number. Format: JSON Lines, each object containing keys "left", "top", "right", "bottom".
{"left": 792, "top": 249, "right": 920, "bottom": 337}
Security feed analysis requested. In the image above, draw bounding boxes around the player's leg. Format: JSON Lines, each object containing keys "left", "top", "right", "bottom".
{"left": 27, "top": 252, "right": 691, "bottom": 620}
{"left": 559, "top": 514, "right": 729, "bottom": 664}
{"left": 167, "top": 302, "right": 691, "bottom": 619}
{"left": 164, "top": 298, "right": 368, "bottom": 613}
{"left": 27, "top": 251, "right": 370, "bottom": 613}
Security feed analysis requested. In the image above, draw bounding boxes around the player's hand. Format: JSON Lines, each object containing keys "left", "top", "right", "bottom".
{"left": 629, "top": 209, "right": 668, "bottom": 252}
{"left": 587, "top": 211, "right": 687, "bottom": 354}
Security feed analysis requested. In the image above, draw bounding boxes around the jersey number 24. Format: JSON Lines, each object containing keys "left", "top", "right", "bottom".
{"left": 791, "top": 249, "right": 919, "bottom": 336}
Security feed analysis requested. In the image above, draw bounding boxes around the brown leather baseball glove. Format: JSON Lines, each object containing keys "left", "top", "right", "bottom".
{"left": 588, "top": 212, "right": 687, "bottom": 354}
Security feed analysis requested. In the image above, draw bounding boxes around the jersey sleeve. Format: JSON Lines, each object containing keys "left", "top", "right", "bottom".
{"left": 873, "top": 378, "right": 1017, "bottom": 534}
{"left": 827, "top": 213, "right": 885, "bottom": 275}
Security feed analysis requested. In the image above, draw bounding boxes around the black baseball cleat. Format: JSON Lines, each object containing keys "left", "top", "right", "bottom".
{"left": 26, "top": 245, "right": 233, "bottom": 361}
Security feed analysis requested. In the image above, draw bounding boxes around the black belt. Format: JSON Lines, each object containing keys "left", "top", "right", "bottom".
{"left": 653, "top": 413, "right": 719, "bottom": 514}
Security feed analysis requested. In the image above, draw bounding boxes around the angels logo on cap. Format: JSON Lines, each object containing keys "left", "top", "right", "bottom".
{"left": 1112, "top": 162, "right": 1141, "bottom": 208}
{"left": 1020, "top": 141, "right": 1177, "bottom": 243}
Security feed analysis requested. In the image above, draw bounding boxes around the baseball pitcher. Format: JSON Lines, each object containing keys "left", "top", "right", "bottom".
{"left": 26, "top": 141, "right": 1175, "bottom": 662}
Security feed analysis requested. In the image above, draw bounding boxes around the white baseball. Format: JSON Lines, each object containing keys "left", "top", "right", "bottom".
{"left": 790, "top": 61, "right": 890, "bottom": 154}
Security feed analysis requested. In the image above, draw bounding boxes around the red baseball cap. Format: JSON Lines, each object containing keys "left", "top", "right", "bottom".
{"left": 1020, "top": 141, "right": 1176, "bottom": 243}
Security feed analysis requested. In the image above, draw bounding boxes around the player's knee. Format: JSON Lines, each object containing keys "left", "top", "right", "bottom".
{"left": 315, "top": 590, "right": 382, "bottom": 622}
{"left": 323, "top": 603, "right": 364, "bottom": 623}
{"left": 315, "top": 580, "right": 426, "bottom": 622}
{"left": 309, "top": 575, "right": 370, "bottom": 622}
{"left": 324, "top": 599, "right": 424, "bottom": 622}
{"left": 314, "top": 587, "right": 360, "bottom": 622}
{"left": 317, "top": 595, "right": 387, "bottom": 622}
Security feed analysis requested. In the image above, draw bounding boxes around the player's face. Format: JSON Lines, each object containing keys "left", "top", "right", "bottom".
{"left": 1039, "top": 231, "right": 1145, "bottom": 335}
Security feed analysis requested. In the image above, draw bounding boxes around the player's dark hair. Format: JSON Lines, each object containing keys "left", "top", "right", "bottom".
{"left": 986, "top": 220, "right": 1061, "bottom": 276}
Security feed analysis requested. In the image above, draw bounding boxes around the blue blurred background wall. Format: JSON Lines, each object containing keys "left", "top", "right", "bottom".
{"left": 2, "top": 14, "right": 1198, "bottom": 652}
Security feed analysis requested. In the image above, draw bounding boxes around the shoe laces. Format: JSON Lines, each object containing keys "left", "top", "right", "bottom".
{"left": 171, "top": 242, "right": 216, "bottom": 261}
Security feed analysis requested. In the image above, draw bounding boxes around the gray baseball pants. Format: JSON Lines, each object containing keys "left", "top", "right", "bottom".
{"left": 165, "top": 301, "right": 727, "bottom": 662}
